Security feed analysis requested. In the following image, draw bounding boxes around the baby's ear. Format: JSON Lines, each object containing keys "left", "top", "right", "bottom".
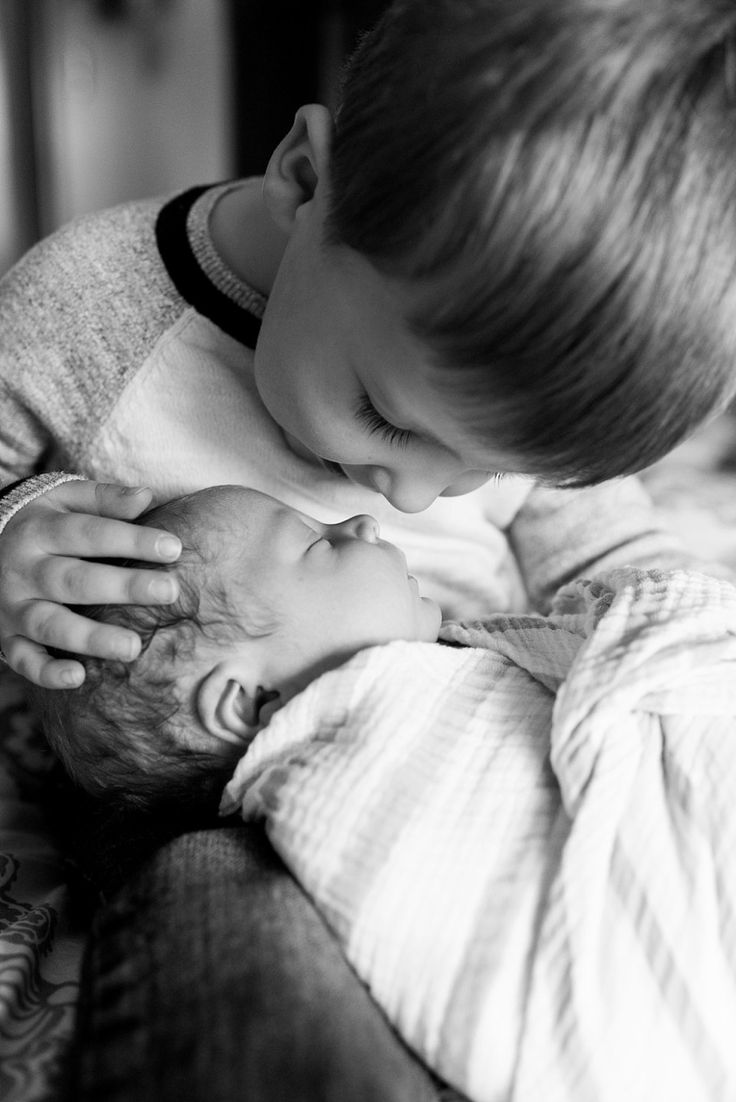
{"left": 197, "top": 666, "right": 282, "bottom": 746}
{"left": 263, "top": 103, "right": 332, "bottom": 232}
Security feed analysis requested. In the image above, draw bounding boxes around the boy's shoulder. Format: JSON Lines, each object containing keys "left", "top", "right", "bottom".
{"left": 0, "top": 191, "right": 199, "bottom": 471}
{"left": 2, "top": 193, "right": 170, "bottom": 296}
{"left": 0, "top": 191, "right": 194, "bottom": 366}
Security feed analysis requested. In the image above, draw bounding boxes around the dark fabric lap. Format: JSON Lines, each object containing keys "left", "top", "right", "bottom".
{"left": 65, "top": 823, "right": 441, "bottom": 1102}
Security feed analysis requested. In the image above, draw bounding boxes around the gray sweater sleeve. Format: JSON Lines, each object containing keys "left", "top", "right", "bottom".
{"left": 508, "top": 476, "right": 701, "bottom": 613}
{"left": 0, "top": 196, "right": 186, "bottom": 539}
{"left": 0, "top": 472, "right": 85, "bottom": 536}
{"left": 0, "top": 195, "right": 183, "bottom": 488}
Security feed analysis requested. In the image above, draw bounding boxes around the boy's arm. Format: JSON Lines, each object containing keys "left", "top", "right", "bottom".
{"left": 0, "top": 193, "right": 173, "bottom": 486}
{"left": 0, "top": 198, "right": 186, "bottom": 688}
{"left": 0, "top": 473, "right": 84, "bottom": 531}
{"left": 507, "top": 475, "right": 706, "bottom": 613}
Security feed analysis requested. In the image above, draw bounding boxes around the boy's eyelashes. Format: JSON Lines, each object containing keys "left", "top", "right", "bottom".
{"left": 354, "top": 391, "right": 413, "bottom": 448}
{"left": 350, "top": 393, "right": 508, "bottom": 487}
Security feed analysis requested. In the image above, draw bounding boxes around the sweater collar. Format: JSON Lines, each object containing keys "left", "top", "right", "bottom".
{"left": 156, "top": 182, "right": 264, "bottom": 350}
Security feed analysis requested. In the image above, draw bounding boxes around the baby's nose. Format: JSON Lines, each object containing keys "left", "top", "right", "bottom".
{"left": 332, "top": 514, "right": 380, "bottom": 542}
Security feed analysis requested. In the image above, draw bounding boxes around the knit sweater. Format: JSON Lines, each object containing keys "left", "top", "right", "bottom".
{"left": 0, "top": 181, "right": 689, "bottom": 619}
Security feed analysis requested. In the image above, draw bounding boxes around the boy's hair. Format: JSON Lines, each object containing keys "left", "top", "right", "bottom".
{"left": 328, "top": 0, "right": 736, "bottom": 486}
{"left": 33, "top": 507, "right": 278, "bottom": 817}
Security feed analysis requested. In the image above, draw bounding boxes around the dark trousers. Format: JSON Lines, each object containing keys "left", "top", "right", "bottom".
{"left": 67, "top": 824, "right": 442, "bottom": 1101}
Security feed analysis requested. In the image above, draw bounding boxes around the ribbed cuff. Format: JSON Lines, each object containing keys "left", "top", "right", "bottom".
{"left": 0, "top": 471, "right": 85, "bottom": 536}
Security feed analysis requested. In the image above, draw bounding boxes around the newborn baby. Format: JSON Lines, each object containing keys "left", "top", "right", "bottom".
{"left": 34, "top": 484, "right": 441, "bottom": 813}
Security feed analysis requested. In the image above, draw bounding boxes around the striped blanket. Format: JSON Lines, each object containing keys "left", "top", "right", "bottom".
{"left": 222, "top": 568, "right": 736, "bottom": 1102}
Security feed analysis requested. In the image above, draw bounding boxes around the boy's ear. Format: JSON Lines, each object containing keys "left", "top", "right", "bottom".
{"left": 196, "top": 664, "right": 283, "bottom": 746}
{"left": 263, "top": 103, "right": 333, "bottom": 232}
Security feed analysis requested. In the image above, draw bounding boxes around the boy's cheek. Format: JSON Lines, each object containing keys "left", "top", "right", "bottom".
{"left": 441, "top": 471, "right": 495, "bottom": 496}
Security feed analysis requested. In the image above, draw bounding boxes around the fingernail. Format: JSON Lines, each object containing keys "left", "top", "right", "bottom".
{"left": 61, "top": 668, "right": 83, "bottom": 688}
{"left": 121, "top": 485, "right": 151, "bottom": 496}
{"left": 120, "top": 635, "right": 141, "bottom": 661}
{"left": 156, "top": 535, "right": 181, "bottom": 561}
{"left": 150, "top": 577, "right": 177, "bottom": 602}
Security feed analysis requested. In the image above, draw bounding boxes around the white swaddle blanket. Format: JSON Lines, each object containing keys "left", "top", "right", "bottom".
{"left": 221, "top": 569, "right": 736, "bottom": 1102}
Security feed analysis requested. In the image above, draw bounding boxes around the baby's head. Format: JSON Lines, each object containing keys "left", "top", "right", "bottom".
{"left": 258, "top": 0, "right": 736, "bottom": 504}
{"left": 35, "top": 486, "right": 441, "bottom": 815}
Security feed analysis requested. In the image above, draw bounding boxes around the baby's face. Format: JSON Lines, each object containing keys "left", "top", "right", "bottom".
{"left": 173, "top": 485, "right": 441, "bottom": 686}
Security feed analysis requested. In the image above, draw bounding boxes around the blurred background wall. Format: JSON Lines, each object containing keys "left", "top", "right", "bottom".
{"left": 0, "top": 0, "right": 387, "bottom": 276}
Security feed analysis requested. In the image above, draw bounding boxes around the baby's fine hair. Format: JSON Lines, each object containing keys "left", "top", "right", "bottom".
{"left": 33, "top": 505, "right": 266, "bottom": 817}
{"left": 328, "top": 0, "right": 736, "bottom": 485}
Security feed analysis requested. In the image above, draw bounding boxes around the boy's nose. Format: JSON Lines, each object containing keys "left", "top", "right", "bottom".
{"left": 376, "top": 466, "right": 493, "bottom": 512}
{"left": 330, "top": 514, "right": 380, "bottom": 542}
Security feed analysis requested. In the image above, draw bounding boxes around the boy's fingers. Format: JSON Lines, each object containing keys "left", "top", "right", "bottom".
{"left": 37, "top": 513, "right": 182, "bottom": 564}
{"left": 7, "top": 603, "right": 143, "bottom": 664}
{"left": 30, "top": 557, "right": 179, "bottom": 607}
{"left": 46, "top": 480, "right": 155, "bottom": 520}
{"left": 1, "top": 635, "right": 86, "bottom": 689}
{"left": 94, "top": 482, "right": 155, "bottom": 519}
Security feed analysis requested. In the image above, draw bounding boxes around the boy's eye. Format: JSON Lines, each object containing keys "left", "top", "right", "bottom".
{"left": 354, "top": 391, "right": 413, "bottom": 448}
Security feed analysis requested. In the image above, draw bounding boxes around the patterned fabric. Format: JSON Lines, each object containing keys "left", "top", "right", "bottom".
{"left": 0, "top": 671, "right": 85, "bottom": 1102}
{"left": 223, "top": 567, "right": 736, "bottom": 1102}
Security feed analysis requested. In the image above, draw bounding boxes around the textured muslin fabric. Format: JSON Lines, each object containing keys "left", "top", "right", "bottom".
{"left": 224, "top": 568, "right": 736, "bottom": 1102}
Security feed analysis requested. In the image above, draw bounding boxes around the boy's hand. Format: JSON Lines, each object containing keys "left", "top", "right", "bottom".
{"left": 0, "top": 480, "right": 182, "bottom": 689}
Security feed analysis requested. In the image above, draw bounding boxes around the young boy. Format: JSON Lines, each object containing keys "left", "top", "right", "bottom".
{"left": 35, "top": 484, "right": 443, "bottom": 815}
{"left": 1, "top": 0, "right": 734, "bottom": 695}
{"left": 5, "top": 2, "right": 736, "bottom": 1095}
